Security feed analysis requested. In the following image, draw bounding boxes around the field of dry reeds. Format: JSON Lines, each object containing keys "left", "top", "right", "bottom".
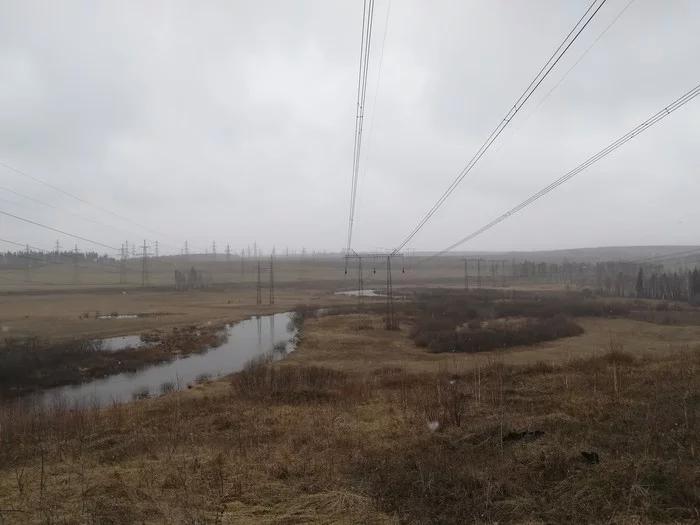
{"left": 1, "top": 292, "right": 699, "bottom": 524}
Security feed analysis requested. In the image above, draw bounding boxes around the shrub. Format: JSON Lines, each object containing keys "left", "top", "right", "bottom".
{"left": 159, "top": 381, "right": 176, "bottom": 395}
{"left": 420, "top": 315, "right": 583, "bottom": 354}
{"left": 231, "top": 363, "right": 361, "bottom": 404}
{"left": 273, "top": 341, "right": 288, "bottom": 352}
{"left": 131, "top": 386, "right": 150, "bottom": 400}
{"left": 195, "top": 373, "right": 212, "bottom": 384}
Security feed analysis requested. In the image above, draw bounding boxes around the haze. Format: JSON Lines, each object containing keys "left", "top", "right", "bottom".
{"left": 1, "top": 0, "right": 699, "bottom": 256}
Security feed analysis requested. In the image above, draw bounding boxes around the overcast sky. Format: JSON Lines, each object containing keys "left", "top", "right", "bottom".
{"left": 1, "top": 0, "right": 699, "bottom": 256}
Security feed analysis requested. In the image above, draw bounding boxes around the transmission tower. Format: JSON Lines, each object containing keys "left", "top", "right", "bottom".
{"left": 72, "top": 244, "right": 80, "bottom": 284}
{"left": 358, "top": 256, "right": 364, "bottom": 307}
{"left": 184, "top": 240, "right": 189, "bottom": 258}
{"left": 386, "top": 256, "right": 395, "bottom": 330}
{"left": 54, "top": 239, "right": 61, "bottom": 255}
{"left": 212, "top": 241, "right": 217, "bottom": 260}
{"left": 24, "top": 244, "right": 31, "bottom": 283}
{"left": 226, "top": 244, "right": 231, "bottom": 262}
{"left": 345, "top": 252, "right": 402, "bottom": 328}
{"left": 241, "top": 249, "right": 245, "bottom": 277}
{"left": 269, "top": 255, "right": 275, "bottom": 305}
{"left": 477, "top": 258, "right": 482, "bottom": 289}
{"left": 119, "top": 243, "right": 126, "bottom": 285}
{"left": 131, "top": 243, "right": 136, "bottom": 258}
{"left": 141, "top": 240, "right": 150, "bottom": 287}
{"left": 256, "top": 261, "right": 262, "bottom": 305}
{"left": 154, "top": 240, "right": 159, "bottom": 258}
{"left": 464, "top": 258, "right": 469, "bottom": 290}
{"left": 488, "top": 259, "right": 497, "bottom": 286}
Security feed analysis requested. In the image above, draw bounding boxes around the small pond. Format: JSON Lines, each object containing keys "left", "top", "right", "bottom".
{"left": 335, "top": 289, "right": 385, "bottom": 297}
{"left": 99, "top": 335, "right": 153, "bottom": 352}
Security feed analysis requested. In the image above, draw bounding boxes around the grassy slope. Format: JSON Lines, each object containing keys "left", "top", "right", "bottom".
{"left": 0, "top": 312, "right": 699, "bottom": 524}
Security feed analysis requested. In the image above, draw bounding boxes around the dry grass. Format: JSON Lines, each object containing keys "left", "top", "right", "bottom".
{"left": 1, "top": 305, "right": 699, "bottom": 523}
{"left": 283, "top": 312, "right": 700, "bottom": 373}
{"left": 0, "top": 286, "right": 351, "bottom": 341}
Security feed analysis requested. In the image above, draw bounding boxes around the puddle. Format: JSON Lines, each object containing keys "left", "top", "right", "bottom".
{"left": 335, "top": 289, "right": 384, "bottom": 297}
{"left": 98, "top": 335, "right": 153, "bottom": 352}
{"left": 98, "top": 312, "right": 173, "bottom": 320}
{"left": 39, "top": 312, "right": 297, "bottom": 407}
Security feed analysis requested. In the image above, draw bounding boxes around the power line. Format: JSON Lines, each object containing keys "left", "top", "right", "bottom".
{"left": 346, "top": 0, "right": 377, "bottom": 255}
{"left": 0, "top": 239, "right": 125, "bottom": 277}
{"left": 354, "top": 0, "right": 391, "bottom": 243}
{"left": 0, "top": 185, "right": 185, "bottom": 256}
{"left": 0, "top": 185, "right": 155, "bottom": 245}
{"left": 0, "top": 238, "right": 127, "bottom": 274}
{"left": 0, "top": 160, "right": 183, "bottom": 247}
{"left": 0, "top": 210, "right": 120, "bottom": 251}
{"left": 269, "top": 255, "right": 275, "bottom": 305}
{"left": 0, "top": 192, "right": 179, "bottom": 258}
{"left": 392, "top": 0, "right": 608, "bottom": 254}
{"left": 472, "top": 0, "right": 637, "bottom": 176}
{"left": 141, "top": 240, "right": 150, "bottom": 287}
{"left": 416, "top": 83, "right": 700, "bottom": 265}
{"left": 633, "top": 247, "right": 700, "bottom": 265}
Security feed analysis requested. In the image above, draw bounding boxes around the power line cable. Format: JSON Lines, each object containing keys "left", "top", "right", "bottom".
{"left": 472, "top": 0, "right": 637, "bottom": 175}
{"left": 0, "top": 237, "right": 140, "bottom": 273}
{"left": 0, "top": 160, "right": 184, "bottom": 246}
{"left": 355, "top": 0, "right": 391, "bottom": 237}
{"left": 633, "top": 247, "right": 700, "bottom": 264}
{"left": 502, "top": 0, "right": 638, "bottom": 154}
{"left": 392, "top": 0, "right": 608, "bottom": 254}
{"left": 0, "top": 186, "right": 182, "bottom": 251}
{"left": 416, "top": 83, "right": 700, "bottom": 265}
{"left": 0, "top": 241, "right": 126, "bottom": 277}
{"left": 346, "top": 0, "right": 376, "bottom": 254}
{"left": 0, "top": 185, "right": 186, "bottom": 256}
{"left": 0, "top": 210, "right": 120, "bottom": 251}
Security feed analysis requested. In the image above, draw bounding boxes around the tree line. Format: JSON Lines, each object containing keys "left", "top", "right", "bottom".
{"left": 515, "top": 259, "right": 700, "bottom": 304}
{"left": 0, "top": 250, "right": 117, "bottom": 270}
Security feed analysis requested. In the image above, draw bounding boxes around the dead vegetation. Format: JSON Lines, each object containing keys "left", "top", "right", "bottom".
{"left": 404, "top": 289, "right": 700, "bottom": 355}
{"left": 0, "top": 324, "right": 227, "bottom": 398}
{"left": 1, "top": 308, "right": 699, "bottom": 524}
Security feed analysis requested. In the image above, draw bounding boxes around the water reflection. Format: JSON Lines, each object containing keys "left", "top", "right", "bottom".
{"left": 37, "top": 312, "right": 296, "bottom": 406}
{"left": 99, "top": 334, "right": 152, "bottom": 352}
{"left": 335, "top": 289, "right": 384, "bottom": 297}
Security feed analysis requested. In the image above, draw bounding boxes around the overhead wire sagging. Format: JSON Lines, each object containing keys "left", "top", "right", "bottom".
{"left": 391, "top": 0, "right": 609, "bottom": 254}
{"left": 346, "top": 0, "right": 377, "bottom": 255}
{"left": 416, "top": 83, "right": 700, "bottom": 265}
{"left": 0, "top": 210, "right": 120, "bottom": 251}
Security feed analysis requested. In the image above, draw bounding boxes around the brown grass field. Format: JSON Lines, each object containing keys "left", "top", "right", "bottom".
{"left": 0, "top": 256, "right": 462, "bottom": 341}
{"left": 1, "top": 287, "right": 700, "bottom": 524}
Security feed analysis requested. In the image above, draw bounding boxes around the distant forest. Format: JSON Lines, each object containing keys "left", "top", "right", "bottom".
{"left": 0, "top": 250, "right": 117, "bottom": 270}
{"left": 515, "top": 260, "right": 700, "bottom": 303}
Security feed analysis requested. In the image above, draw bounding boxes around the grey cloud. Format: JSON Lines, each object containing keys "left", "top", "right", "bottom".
{"left": 0, "top": 0, "right": 699, "bottom": 256}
